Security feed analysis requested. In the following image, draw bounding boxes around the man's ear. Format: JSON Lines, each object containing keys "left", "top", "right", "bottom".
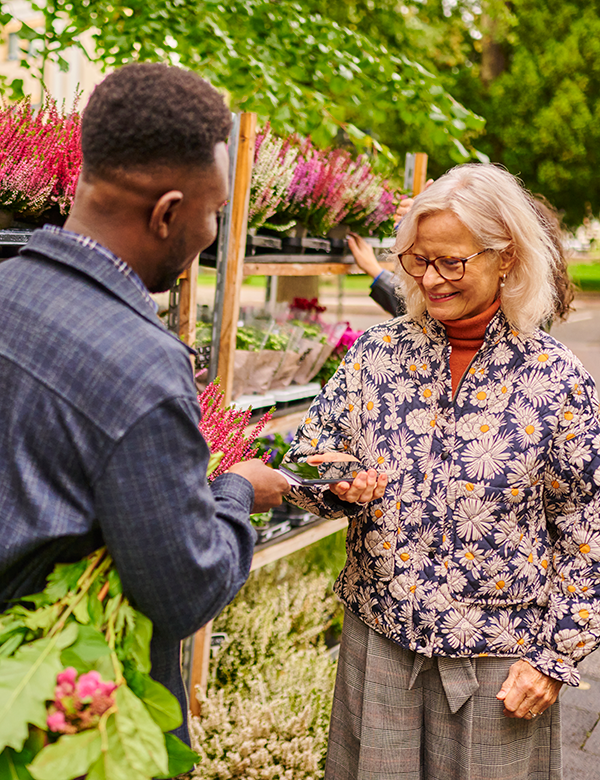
{"left": 149, "top": 190, "right": 184, "bottom": 239}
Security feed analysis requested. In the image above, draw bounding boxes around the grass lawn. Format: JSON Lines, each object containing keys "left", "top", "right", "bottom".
{"left": 568, "top": 263, "right": 600, "bottom": 291}
{"left": 198, "top": 271, "right": 374, "bottom": 293}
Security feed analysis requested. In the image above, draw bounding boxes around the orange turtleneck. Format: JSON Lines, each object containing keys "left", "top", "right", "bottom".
{"left": 440, "top": 299, "right": 501, "bottom": 396}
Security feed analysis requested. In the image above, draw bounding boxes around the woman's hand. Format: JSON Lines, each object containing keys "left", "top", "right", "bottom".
{"left": 307, "top": 453, "right": 388, "bottom": 505}
{"left": 496, "top": 659, "right": 563, "bottom": 719}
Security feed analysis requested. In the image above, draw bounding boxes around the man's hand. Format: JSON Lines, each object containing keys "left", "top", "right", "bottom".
{"left": 227, "top": 460, "right": 289, "bottom": 513}
{"left": 307, "top": 453, "right": 388, "bottom": 505}
{"left": 496, "top": 659, "right": 562, "bottom": 719}
{"left": 347, "top": 233, "right": 383, "bottom": 279}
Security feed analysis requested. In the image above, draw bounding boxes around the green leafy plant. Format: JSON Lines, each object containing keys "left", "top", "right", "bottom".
{"left": 0, "top": 548, "right": 199, "bottom": 779}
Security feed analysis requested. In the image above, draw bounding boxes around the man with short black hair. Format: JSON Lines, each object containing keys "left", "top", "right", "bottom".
{"left": 0, "top": 63, "right": 289, "bottom": 743}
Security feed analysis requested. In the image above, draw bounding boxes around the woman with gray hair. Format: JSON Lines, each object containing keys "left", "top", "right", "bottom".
{"left": 285, "top": 163, "right": 600, "bottom": 779}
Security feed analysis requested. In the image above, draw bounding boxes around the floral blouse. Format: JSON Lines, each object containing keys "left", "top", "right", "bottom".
{"left": 286, "top": 308, "right": 600, "bottom": 686}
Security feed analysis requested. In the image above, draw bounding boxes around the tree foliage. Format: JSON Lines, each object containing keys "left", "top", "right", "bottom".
{"left": 442, "top": 0, "right": 600, "bottom": 222}
{"left": 2, "top": 0, "right": 486, "bottom": 172}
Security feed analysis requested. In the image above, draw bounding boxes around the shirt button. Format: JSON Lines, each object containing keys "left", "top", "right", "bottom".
{"left": 441, "top": 451, "right": 450, "bottom": 461}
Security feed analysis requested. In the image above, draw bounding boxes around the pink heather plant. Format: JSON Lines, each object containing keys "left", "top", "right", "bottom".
{"left": 0, "top": 97, "right": 82, "bottom": 219}
{"left": 248, "top": 126, "right": 396, "bottom": 237}
{"left": 47, "top": 667, "right": 118, "bottom": 734}
{"left": 198, "top": 381, "right": 272, "bottom": 480}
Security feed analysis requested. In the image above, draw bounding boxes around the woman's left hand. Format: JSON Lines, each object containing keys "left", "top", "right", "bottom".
{"left": 496, "top": 659, "right": 563, "bottom": 719}
{"left": 307, "top": 453, "right": 388, "bottom": 505}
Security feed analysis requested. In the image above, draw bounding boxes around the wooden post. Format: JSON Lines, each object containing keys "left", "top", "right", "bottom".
{"left": 188, "top": 619, "right": 213, "bottom": 717}
{"left": 178, "top": 256, "right": 199, "bottom": 346}
{"left": 216, "top": 112, "right": 257, "bottom": 404}
{"left": 412, "top": 153, "right": 429, "bottom": 196}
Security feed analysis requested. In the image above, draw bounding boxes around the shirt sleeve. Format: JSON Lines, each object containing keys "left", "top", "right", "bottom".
{"left": 369, "top": 269, "right": 405, "bottom": 317}
{"left": 285, "top": 344, "right": 365, "bottom": 519}
{"left": 526, "top": 372, "right": 600, "bottom": 685}
{"left": 93, "top": 395, "right": 256, "bottom": 641}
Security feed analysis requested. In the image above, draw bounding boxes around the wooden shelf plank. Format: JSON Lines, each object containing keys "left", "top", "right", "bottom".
{"left": 251, "top": 516, "right": 348, "bottom": 571}
{"left": 242, "top": 259, "right": 396, "bottom": 277}
{"left": 244, "top": 261, "right": 354, "bottom": 277}
{"left": 246, "top": 408, "right": 310, "bottom": 437}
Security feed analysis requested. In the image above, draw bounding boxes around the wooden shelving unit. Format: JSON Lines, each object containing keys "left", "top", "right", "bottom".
{"left": 250, "top": 516, "right": 348, "bottom": 572}
{"left": 182, "top": 113, "right": 427, "bottom": 712}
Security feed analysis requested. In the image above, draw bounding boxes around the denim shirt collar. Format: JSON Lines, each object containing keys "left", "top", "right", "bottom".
{"left": 19, "top": 226, "right": 195, "bottom": 353}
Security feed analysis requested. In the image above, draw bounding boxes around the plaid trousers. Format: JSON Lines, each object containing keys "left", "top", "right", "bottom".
{"left": 325, "top": 610, "right": 561, "bottom": 780}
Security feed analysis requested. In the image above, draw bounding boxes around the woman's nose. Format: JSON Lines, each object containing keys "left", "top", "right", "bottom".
{"left": 422, "top": 263, "right": 445, "bottom": 286}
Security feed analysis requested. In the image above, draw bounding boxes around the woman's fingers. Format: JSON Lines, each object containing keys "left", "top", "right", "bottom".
{"left": 496, "top": 660, "right": 562, "bottom": 719}
{"left": 307, "top": 452, "right": 358, "bottom": 464}
{"left": 331, "top": 471, "right": 388, "bottom": 504}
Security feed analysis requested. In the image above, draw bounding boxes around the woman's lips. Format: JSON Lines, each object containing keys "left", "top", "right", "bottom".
{"left": 428, "top": 291, "right": 459, "bottom": 301}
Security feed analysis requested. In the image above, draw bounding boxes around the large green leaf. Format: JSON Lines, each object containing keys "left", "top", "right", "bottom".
{"left": 0, "top": 746, "right": 35, "bottom": 780}
{"left": 0, "top": 639, "right": 62, "bottom": 752}
{"left": 43, "top": 561, "right": 88, "bottom": 602}
{"left": 86, "top": 710, "right": 165, "bottom": 780}
{"left": 114, "top": 686, "right": 168, "bottom": 777}
{"left": 124, "top": 670, "right": 182, "bottom": 732}
{"left": 60, "top": 625, "right": 111, "bottom": 674}
{"left": 155, "top": 734, "right": 200, "bottom": 779}
{"left": 28, "top": 730, "right": 102, "bottom": 780}
{"left": 121, "top": 612, "right": 152, "bottom": 673}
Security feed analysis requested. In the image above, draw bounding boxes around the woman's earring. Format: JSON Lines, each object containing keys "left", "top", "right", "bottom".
{"left": 500, "top": 274, "right": 507, "bottom": 288}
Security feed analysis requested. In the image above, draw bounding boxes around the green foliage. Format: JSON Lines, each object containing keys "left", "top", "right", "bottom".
{"left": 124, "top": 669, "right": 183, "bottom": 732}
{"left": 12, "top": 0, "right": 484, "bottom": 169}
{"left": 440, "top": 0, "right": 600, "bottom": 222}
{"left": 0, "top": 549, "right": 198, "bottom": 780}
{"left": 158, "top": 733, "right": 201, "bottom": 780}
{"left": 0, "top": 638, "right": 64, "bottom": 751}
{"left": 28, "top": 730, "right": 102, "bottom": 780}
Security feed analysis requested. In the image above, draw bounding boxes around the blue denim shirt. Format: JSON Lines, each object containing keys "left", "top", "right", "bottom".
{"left": 0, "top": 227, "right": 257, "bottom": 742}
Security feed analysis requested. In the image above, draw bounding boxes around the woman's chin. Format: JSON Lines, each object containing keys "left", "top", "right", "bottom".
{"left": 425, "top": 298, "right": 461, "bottom": 320}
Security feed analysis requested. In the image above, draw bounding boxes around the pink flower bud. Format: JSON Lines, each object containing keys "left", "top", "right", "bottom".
{"left": 56, "top": 666, "right": 77, "bottom": 690}
{"left": 47, "top": 710, "right": 68, "bottom": 733}
{"left": 75, "top": 670, "right": 102, "bottom": 700}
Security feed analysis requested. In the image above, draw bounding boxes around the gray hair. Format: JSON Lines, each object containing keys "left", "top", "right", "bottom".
{"left": 392, "top": 163, "right": 559, "bottom": 333}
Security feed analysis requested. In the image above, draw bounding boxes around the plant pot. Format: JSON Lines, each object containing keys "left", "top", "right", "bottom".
{"left": 246, "top": 234, "right": 282, "bottom": 255}
{"left": 255, "top": 517, "right": 292, "bottom": 544}
{"left": 281, "top": 236, "right": 331, "bottom": 254}
{"left": 0, "top": 227, "right": 34, "bottom": 259}
{"left": 328, "top": 237, "right": 348, "bottom": 255}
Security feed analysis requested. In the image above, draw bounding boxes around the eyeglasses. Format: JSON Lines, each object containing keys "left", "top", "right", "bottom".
{"left": 398, "top": 249, "right": 492, "bottom": 282}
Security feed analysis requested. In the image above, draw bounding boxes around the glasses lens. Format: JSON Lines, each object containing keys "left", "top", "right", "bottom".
{"left": 435, "top": 257, "right": 464, "bottom": 281}
{"left": 399, "top": 254, "right": 427, "bottom": 277}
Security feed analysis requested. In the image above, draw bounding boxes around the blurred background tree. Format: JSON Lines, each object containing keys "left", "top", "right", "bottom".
{"left": 1, "top": 0, "right": 485, "bottom": 177}
{"left": 2, "top": 0, "right": 598, "bottom": 220}
{"left": 446, "top": 0, "right": 600, "bottom": 224}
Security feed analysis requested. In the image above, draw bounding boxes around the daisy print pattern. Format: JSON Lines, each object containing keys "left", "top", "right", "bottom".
{"left": 285, "top": 308, "right": 600, "bottom": 687}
